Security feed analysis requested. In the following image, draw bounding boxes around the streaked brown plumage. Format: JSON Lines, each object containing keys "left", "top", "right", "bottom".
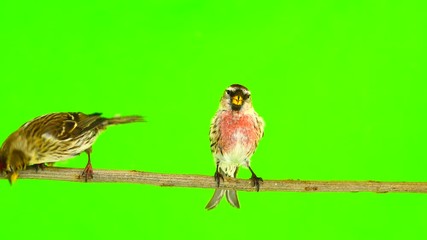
{"left": 0, "top": 112, "right": 143, "bottom": 184}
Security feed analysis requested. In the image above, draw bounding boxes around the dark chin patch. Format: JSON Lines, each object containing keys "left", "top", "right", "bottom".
{"left": 231, "top": 104, "right": 243, "bottom": 111}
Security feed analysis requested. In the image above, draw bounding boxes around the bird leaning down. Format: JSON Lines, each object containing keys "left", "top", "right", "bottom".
{"left": 206, "top": 84, "right": 265, "bottom": 210}
{"left": 0, "top": 112, "right": 144, "bottom": 184}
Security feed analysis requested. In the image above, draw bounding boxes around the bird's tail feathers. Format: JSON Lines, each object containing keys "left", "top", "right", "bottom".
{"left": 105, "top": 115, "right": 144, "bottom": 125}
{"left": 206, "top": 189, "right": 225, "bottom": 210}
{"left": 225, "top": 190, "right": 240, "bottom": 208}
{"left": 205, "top": 189, "right": 240, "bottom": 210}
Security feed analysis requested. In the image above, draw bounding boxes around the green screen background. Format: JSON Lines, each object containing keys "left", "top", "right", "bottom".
{"left": 1, "top": 1, "right": 426, "bottom": 239}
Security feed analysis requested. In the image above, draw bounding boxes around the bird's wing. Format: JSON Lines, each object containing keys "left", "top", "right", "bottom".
{"left": 256, "top": 114, "right": 265, "bottom": 139}
{"left": 23, "top": 112, "right": 105, "bottom": 140}
{"left": 209, "top": 111, "right": 222, "bottom": 154}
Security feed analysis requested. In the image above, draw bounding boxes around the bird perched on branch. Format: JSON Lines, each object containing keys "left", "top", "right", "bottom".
{"left": 0, "top": 112, "right": 143, "bottom": 184}
{"left": 206, "top": 84, "right": 265, "bottom": 210}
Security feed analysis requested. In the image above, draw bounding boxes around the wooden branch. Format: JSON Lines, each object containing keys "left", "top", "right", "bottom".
{"left": 2, "top": 167, "right": 427, "bottom": 193}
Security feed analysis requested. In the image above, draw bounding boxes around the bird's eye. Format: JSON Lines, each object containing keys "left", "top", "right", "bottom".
{"left": 226, "top": 90, "right": 232, "bottom": 95}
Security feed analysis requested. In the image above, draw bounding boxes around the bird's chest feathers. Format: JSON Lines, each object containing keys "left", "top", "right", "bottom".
{"left": 218, "top": 112, "right": 257, "bottom": 162}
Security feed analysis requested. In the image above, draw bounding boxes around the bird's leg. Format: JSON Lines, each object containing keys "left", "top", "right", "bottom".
{"left": 81, "top": 148, "right": 94, "bottom": 182}
{"left": 248, "top": 166, "right": 263, "bottom": 192}
{"left": 214, "top": 163, "right": 224, "bottom": 187}
{"left": 33, "top": 163, "right": 46, "bottom": 173}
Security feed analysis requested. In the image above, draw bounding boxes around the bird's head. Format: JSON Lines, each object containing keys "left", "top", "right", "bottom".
{"left": 220, "top": 84, "right": 252, "bottom": 112}
{"left": 0, "top": 133, "right": 29, "bottom": 174}
{"left": 0, "top": 146, "right": 29, "bottom": 184}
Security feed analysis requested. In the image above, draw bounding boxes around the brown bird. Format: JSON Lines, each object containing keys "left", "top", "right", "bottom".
{"left": 0, "top": 112, "right": 143, "bottom": 184}
{"left": 206, "top": 84, "right": 265, "bottom": 210}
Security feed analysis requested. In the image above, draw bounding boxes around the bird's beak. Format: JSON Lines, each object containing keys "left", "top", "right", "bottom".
{"left": 8, "top": 172, "right": 19, "bottom": 185}
{"left": 231, "top": 95, "right": 243, "bottom": 106}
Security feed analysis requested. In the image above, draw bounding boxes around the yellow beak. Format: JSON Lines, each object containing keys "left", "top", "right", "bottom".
{"left": 232, "top": 95, "right": 243, "bottom": 106}
{"left": 8, "top": 172, "right": 19, "bottom": 185}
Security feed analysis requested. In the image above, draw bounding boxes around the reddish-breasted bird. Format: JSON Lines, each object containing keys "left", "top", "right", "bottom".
{"left": 0, "top": 112, "right": 143, "bottom": 184}
{"left": 206, "top": 84, "right": 265, "bottom": 210}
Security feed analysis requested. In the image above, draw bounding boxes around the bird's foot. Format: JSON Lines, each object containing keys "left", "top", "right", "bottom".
{"left": 81, "top": 163, "right": 94, "bottom": 182}
{"left": 250, "top": 174, "right": 263, "bottom": 192}
{"left": 214, "top": 171, "right": 224, "bottom": 187}
{"left": 34, "top": 163, "right": 47, "bottom": 173}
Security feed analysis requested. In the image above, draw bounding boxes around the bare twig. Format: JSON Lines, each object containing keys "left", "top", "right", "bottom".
{"left": 1, "top": 167, "right": 427, "bottom": 193}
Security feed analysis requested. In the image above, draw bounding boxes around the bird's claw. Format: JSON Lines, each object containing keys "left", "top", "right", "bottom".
{"left": 81, "top": 164, "right": 94, "bottom": 182}
{"left": 34, "top": 163, "right": 46, "bottom": 173}
{"left": 214, "top": 171, "right": 224, "bottom": 187}
{"left": 250, "top": 175, "right": 263, "bottom": 192}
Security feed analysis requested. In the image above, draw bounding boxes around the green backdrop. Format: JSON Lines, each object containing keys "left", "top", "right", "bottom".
{"left": 1, "top": 0, "right": 426, "bottom": 239}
